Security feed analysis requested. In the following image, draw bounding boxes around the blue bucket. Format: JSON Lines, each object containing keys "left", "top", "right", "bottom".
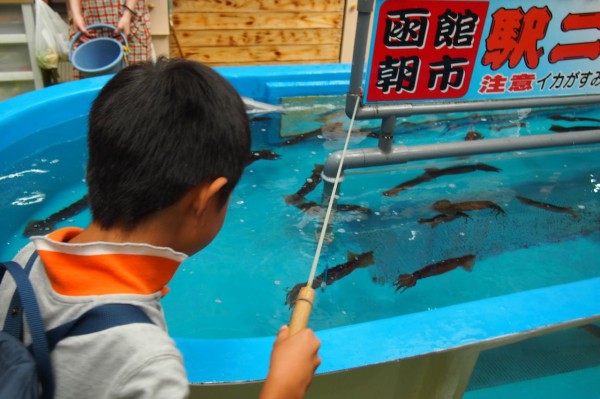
{"left": 69, "top": 24, "right": 128, "bottom": 78}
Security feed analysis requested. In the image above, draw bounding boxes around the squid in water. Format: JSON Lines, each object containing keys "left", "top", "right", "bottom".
{"left": 244, "top": 149, "right": 281, "bottom": 166}
{"left": 394, "top": 254, "right": 476, "bottom": 293}
{"left": 292, "top": 200, "right": 372, "bottom": 215}
{"left": 383, "top": 163, "right": 501, "bottom": 197}
{"left": 24, "top": 195, "right": 89, "bottom": 237}
{"left": 418, "top": 212, "right": 471, "bottom": 228}
{"left": 284, "top": 164, "right": 324, "bottom": 206}
{"left": 280, "top": 122, "right": 346, "bottom": 146}
{"left": 549, "top": 125, "right": 600, "bottom": 133}
{"left": 464, "top": 131, "right": 484, "bottom": 141}
{"left": 285, "top": 251, "right": 375, "bottom": 308}
{"left": 549, "top": 114, "right": 600, "bottom": 123}
{"left": 431, "top": 199, "right": 505, "bottom": 216}
{"left": 515, "top": 195, "right": 581, "bottom": 221}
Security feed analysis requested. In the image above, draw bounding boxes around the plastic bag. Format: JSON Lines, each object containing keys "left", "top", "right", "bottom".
{"left": 35, "top": 0, "right": 69, "bottom": 70}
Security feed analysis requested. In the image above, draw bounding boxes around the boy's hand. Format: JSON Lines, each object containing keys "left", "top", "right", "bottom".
{"left": 260, "top": 325, "right": 321, "bottom": 399}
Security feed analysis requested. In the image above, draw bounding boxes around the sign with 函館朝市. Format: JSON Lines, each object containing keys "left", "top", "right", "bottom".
{"left": 364, "top": 0, "right": 600, "bottom": 104}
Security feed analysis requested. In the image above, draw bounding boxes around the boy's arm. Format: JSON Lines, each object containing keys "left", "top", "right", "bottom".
{"left": 259, "top": 326, "right": 321, "bottom": 399}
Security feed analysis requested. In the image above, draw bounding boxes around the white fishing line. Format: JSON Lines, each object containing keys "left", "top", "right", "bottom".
{"left": 307, "top": 95, "right": 361, "bottom": 287}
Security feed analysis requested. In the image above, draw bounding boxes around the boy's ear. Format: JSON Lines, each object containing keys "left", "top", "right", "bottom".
{"left": 193, "top": 177, "right": 229, "bottom": 216}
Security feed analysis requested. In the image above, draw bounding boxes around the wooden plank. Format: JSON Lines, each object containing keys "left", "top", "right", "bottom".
{"left": 173, "top": 0, "right": 344, "bottom": 13}
{"left": 172, "top": 12, "right": 342, "bottom": 30}
{"left": 171, "top": 29, "right": 341, "bottom": 47}
{"left": 168, "top": 0, "right": 346, "bottom": 66}
{"left": 182, "top": 44, "right": 341, "bottom": 64}
{"left": 168, "top": 37, "right": 339, "bottom": 65}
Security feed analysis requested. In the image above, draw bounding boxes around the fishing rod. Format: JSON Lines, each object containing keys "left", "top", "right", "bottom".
{"left": 288, "top": 92, "right": 362, "bottom": 335}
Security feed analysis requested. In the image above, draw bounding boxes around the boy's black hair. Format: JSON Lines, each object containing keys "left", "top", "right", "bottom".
{"left": 86, "top": 58, "right": 251, "bottom": 230}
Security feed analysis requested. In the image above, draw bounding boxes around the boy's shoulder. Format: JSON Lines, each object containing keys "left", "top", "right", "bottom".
{"left": 2, "top": 241, "right": 190, "bottom": 397}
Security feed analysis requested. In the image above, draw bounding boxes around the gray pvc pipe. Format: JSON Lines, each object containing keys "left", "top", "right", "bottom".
{"left": 352, "top": 95, "right": 600, "bottom": 120}
{"left": 345, "top": 0, "right": 374, "bottom": 118}
{"left": 321, "top": 130, "right": 600, "bottom": 204}
{"left": 378, "top": 115, "right": 396, "bottom": 154}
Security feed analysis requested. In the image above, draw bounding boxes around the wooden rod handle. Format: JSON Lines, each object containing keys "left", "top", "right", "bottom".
{"left": 288, "top": 286, "right": 316, "bottom": 335}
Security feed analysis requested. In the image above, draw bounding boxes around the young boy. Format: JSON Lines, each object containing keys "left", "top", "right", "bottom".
{"left": 0, "top": 58, "right": 320, "bottom": 398}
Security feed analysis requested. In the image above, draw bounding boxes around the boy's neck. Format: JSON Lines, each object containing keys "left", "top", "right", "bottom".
{"left": 68, "top": 207, "right": 187, "bottom": 252}
{"left": 68, "top": 221, "right": 171, "bottom": 248}
{"left": 69, "top": 181, "right": 228, "bottom": 256}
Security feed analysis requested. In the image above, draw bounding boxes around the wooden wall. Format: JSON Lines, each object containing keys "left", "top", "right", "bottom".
{"left": 169, "top": 0, "right": 346, "bottom": 66}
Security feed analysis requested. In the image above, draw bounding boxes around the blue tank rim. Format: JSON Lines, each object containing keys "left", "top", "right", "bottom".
{"left": 1, "top": 63, "right": 599, "bottom": 384}
{"left": 179, "top": 277, "right": 600, "bottom": 383}
{"left": 0, "top": 63, "right": 352, "bottom": 151}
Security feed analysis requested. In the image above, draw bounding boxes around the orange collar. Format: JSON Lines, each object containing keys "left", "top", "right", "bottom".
{"left": 32, "top": 227, "right": 187, "bottom": 297}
